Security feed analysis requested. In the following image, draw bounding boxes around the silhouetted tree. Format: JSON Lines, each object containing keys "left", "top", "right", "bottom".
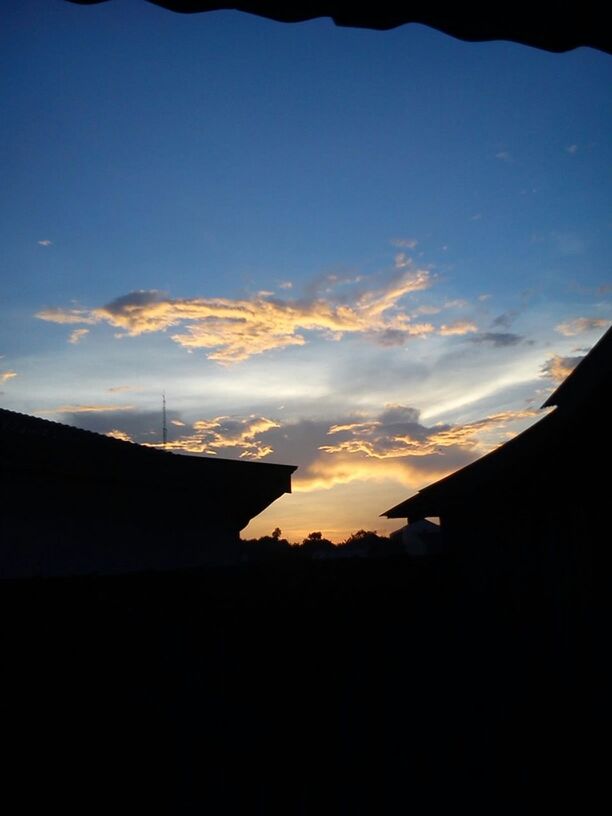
{"left": 300, "top": 531, "right": 335, "bottom": 556}
{"left": 242, "top": 529, "right": 292, "bottom": 560}
{"left": 338, "top": 529, "right": 397, "bottom": 557}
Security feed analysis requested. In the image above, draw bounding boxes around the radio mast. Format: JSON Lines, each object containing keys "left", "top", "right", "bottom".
{"left": 162, "top": 392, "right": 167, "bottom": 446}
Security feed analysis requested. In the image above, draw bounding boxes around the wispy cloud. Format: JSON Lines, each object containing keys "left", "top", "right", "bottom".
{"left": 145, "top": 415, "right": 280, "bottom": 459}
{"left": 107, "top": 385, "right": 137, "bottom": 393}
{"left": 495, "top": 151, "right": 511, "bottom": 162}
{"left": 68, "top": 328, "right": 89, "bottom": 344}
{"left": 106, "top": 429, "right": 133, "bottom": 442}
{"left": 293, "top": 404, "right": 538, "bottom": 492}
{"left": 36, "top": 307, "right": 99, "bottom": 325}
{"left": 470, "top": 332, "right": 524, "bottom": 347}
{"left": 393, "top": 252, "right": 413, "bottom": 269}
{"left": 541, "top": 354, "right": 584, "bottom": 383}
{"left": 42, "top": 403, "right": 135, "bottom": 414}
{"left": 1, "top": 370, "right": 17, "bottom": 383}
{"left": 37, "top": 239, "right": 53, "bottom": 247}
{"left": 36, "top": 270, "right": 438, "bottom": 364}
{"left": 319, "top": 404, "right": 538, "bottom": 461}
{"left": 556, "top": 317, "right": 610, "bottom": 336}
{"left": 391, "top": 238, "right": 418, "bottom": 249}
{"left": 439, "top": 321, "right": 478, "bottom": 336}
{"left": 566, "top": 144, "right": 578, "bottom": 155}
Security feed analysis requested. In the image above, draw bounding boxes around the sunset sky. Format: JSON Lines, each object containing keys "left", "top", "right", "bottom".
{"left": 1, "top": 1, "right": 610, "bottom": 541}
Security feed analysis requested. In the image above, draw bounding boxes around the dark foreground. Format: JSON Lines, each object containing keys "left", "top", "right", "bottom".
{"left": 1, "top": 555, "right": 604, "bottom": 813}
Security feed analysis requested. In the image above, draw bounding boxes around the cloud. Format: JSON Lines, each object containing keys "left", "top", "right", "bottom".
{"left": 541, "top": 354, "right": 584, "bottom": 383}
{"left": 318, "top": 403, "right": 537, "bottom": 462}
{"left": 391, "top": 238, "right": 418, "bottom": 249}
{"left": 495, "top": 151, "right": 511, "bottom": 161}
{"left": 145, "top": 415, "right": 281, "bottom": 459}
{"left": 491, "top": 311, "right": 517, "bottom": 329}
{"left": 291, "top": 404, "right": 538, "bottom": 493}
{"left": 566, "top": 144, "right": 578, "bottom": 154}
{"left": 555, "top": 317, "right": 610, "bottom": 336}
{"left": 394, "top": 252, "right": 413, "bottom": 269}
{"left": 37, "top": 240, "right": 52, "bottom": 247}
{"left": 42, "top": 404, "right": 135, "bottom": 414}
{"left": 439, "top": 321, "right": 478, "bottom": 336}
{"left": 278, "top": 281, "right": 293, "bottom": 289}
{"left": 106, "top": 429, "right": 133, "bottom": 442}
{"left": 470, "top": 332, "right": 524, "bottom": 347}
{"left": 36, "top": 307, "right": 99, "bottom": 325}
{"left": 107, "top": 385, "right": 137, "bottom": 393}
{"left": 69, "top": 328, "right": 89, "bottom": 344}
{"left": 1, "top": 370, "right": 17, "bottom": 383}
{"left": 36, "top": 270, "right": 438, "bottom": 364}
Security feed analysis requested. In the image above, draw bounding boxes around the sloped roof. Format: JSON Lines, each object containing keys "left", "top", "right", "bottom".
{"left": 383, "top": 327, "right": 612, "bottom": 521}
{"left": 66, "top": 2, "right": 611, "bottom": 54}
{"left": 542, "top": 325, "right": 612, "bottom": 410}
{"left": 0, "top": 407, "right": 296, "bottom": 493}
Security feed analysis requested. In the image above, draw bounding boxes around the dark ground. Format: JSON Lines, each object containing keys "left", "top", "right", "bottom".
{"left": 1, "top": 555, "right": 604, "bottom": 813}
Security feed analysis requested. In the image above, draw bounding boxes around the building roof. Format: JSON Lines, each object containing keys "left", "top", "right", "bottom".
{"left": 1, "top": 407, "right": 296, "bottom": 523}
{"left": 66, "top": 2, "right": 611, "bottom": 55}
{"left": 542, "top": 325, "right": 612, "bottom": 410}
{"left": 383, "top": 327, "right": 612, "bottom": 521}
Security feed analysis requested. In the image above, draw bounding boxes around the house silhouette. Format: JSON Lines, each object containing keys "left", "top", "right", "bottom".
{"left": 383, "top": 326, "right": 611, "bottom": 593}
{"left": 0, "top": 408, "right": 296, "bottom": 577}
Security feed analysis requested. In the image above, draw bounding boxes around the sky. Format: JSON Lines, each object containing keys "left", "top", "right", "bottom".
{"left": 1, "top": 0, "right": 611, "bottom": 542}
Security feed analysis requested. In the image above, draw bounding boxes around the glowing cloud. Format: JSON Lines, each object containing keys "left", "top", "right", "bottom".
{"left": 556, "top": 317, "right": 610, "bottom": 336}
{"left": 146, "top": 414, "right": 281, "bottom": 459}
{"left": 43, "top": 404, "right": 135, "bottom": 413}
{"left": 320, "top": 404, "right": 538, "bottom": 461}
{"left": 541, "top": 354, "right": 584, "bottom": 383}
{"left": 439, "top": 321, "right": 478, "bottom": 336}
{"left": 69, "top": 328, "right": 89, "bottom": 344}
{"left": 1, "top": 370, "right": 18, "bottom": 383}
{"left": 36, "top": 270, "right": 436, "bottom": 364}
{"left": 106, "top": 429, "right": 133, "bottom": 442}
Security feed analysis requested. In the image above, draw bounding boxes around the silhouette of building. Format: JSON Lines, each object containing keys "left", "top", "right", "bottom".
{"left": 66, "top": 1, "right": 610, "bottom": 55}
{"left": 383, "top": 327, "right": 611, "bottom": 592}
{"left": 0, "top": 409, "right": 296, "bottom": 577}
{"left": 389, "top": 518, "right": 444, "bottom": 557}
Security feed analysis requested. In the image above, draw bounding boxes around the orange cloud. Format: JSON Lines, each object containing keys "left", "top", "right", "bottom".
{"left": 145, "top": 415, "right": 280, "bottom": 459}
{"left": 106, "top": 429, "right": 133, "bottom": 442}
{"left": 1, "top": 370, "right": 17, "bottom": 383}
{"left": 293, "top": 454, "right": 458, "bottom": 494}
{"left": 556, "top": 317, "right": 610, "bottom": 336}
{"left": 320, "top": 405, "right": 538, "bottom": 461}
{"left": 541, "top": 354, "right": 584, "bottom": 383}
{"left": 439, "top": 320, "right": 478, "bottom": 336}
{"left": 69, "top": 328, "right": 89, "bottom": 344}
{"left": 36, "top": 270, "right": 438, "bottom": 363}
{"left": 43, "top": 404, "right": 134, "bottom": 413}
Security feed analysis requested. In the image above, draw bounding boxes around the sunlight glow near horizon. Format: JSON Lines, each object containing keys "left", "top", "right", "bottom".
{"left": 1, "top": 2, "right": 610, "bottom": 541}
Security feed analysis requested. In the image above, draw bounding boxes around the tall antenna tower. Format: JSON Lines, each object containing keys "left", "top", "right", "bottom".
{"left": 162, "top": 392, "right": 167, "bottom": 446}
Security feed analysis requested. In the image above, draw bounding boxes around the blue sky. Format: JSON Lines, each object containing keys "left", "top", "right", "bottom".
{"left": 1, "top": 1, "right": 610, "bottom": 540}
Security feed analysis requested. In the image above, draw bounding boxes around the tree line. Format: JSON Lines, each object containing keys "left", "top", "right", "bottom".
{"left": 241, "top": 527, "right": 404, "bottom": 560}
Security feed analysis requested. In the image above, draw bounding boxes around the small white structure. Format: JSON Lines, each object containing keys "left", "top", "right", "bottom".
{"left": 390, "top": 519, "right": 444, "bottom": 557}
